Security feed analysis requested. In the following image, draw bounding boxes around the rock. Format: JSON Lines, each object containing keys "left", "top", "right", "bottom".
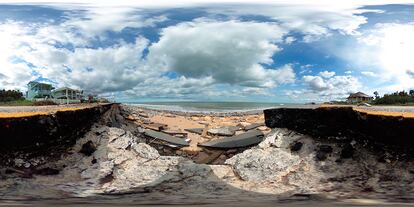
{"left": 208, "top": 127, "right": 236, "bottom": 136}
{"left": 33, "top": 167, "right": 60, "bottom": 176}
{"left": 315, "top": 151, "right": 328, "bottom": 161}
{"left": 319, "top": 145, "right": 333, "bottom": 153}
{"left": 340, "top": 143, "right": 354, "bottom": 159}
{"left": 81, "top": 161, "right": 114, "bottom": 180}
{"left": 225, "top": 148, "right": 301, "bottom": 182}
{"left": 290, "top": 141, "right": 303, "bottom": 152}
{"left": 107, "top": 127, "right": 126, "bottom": 142}
{"left": 109, "top": 131, "right": 136, "bottom": 150}
{"left": 79, "top": 141, "right": 96, "bottom": 156}
{"left": 315, "top": 145, "right": 333, "bottom": 161}
{"left": 14, "top": 158, "right": 25, "bottom": 167}
{"left": 132, "top": 143, "right": 160, "bottom": 160}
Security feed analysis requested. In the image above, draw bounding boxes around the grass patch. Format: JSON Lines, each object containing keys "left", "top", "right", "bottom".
{"left": 0, "top": 100, "right": 34, "bottom": 106}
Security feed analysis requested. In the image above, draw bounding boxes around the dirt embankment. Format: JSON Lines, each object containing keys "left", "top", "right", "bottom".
{"left": 0, "top": 104, "right": 114, "bottom": 158}
{"left": 264, "top": 107, "right": 414, "bottom": 157}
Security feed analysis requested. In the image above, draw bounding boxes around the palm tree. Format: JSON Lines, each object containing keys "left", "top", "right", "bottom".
{"left": 373, "top": 91, "right": 379, "bottom": 99}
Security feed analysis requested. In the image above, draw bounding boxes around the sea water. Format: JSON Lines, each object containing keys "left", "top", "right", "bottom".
{"left": 126, "top": 101, "right": 303, "bottom": 112}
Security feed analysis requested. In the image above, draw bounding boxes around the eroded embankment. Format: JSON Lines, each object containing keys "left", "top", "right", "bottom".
{"left": 264, "top": 107, "right": 414, "bottom": 157}
{"left": 2, "top": 105, "right": 414, "bottom": 204}
{"left": 0, "top": 104, "right": 114, "bottom": 157}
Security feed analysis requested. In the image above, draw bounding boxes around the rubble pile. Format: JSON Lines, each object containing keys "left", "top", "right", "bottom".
{"left": 1, "top": 105, "right": 414, "bottom": 204}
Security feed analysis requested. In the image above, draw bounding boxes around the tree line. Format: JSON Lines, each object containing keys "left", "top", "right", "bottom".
{"left": 0, "top": 89, "right": 24, "bottom": 102}
{"left": 373, "top": 90, "right": 414, "bottom": 105}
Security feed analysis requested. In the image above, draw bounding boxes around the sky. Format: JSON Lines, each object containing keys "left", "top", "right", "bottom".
{"left": 0, "top": 0, "right": 414, "bottom": 103}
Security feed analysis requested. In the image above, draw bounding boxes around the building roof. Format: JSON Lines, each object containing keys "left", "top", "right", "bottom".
{"left": 28, "top": 81, "right": 53, "bottom": 87}
{"left": 347, "top": 92, "right": 373, "bottom": 98}
{"left": 53, "top": 87, "right": 81, "bottom": 92}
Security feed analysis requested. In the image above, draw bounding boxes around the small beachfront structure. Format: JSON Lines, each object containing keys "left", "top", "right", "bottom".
{"left": 26, "top": 81, "right": 54, "bottom": 100}
{"left": 347, "top": 92, "right": 373, "bottom": 103}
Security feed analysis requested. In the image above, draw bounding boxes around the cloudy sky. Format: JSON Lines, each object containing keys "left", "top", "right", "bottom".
{"left": 0, "top": 0, "right": 414, "bottom": 102}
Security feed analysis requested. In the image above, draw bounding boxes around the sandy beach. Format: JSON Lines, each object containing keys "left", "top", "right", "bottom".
{"left": 121, "top": 105, "right": 271, "bottom": 164}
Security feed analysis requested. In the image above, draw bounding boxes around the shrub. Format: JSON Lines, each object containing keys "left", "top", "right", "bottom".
{"left": 0, "top": 89, "right": 24, "bottom": 102}
{"left": 33, "top": 100, "right": 57, "bottom": 106}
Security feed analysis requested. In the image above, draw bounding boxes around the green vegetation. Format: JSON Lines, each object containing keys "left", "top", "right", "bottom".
{"left": 373, "top": 90, "right": 414, "bottom": 105}
{"left": 0, "top": 89, "right": 32, "bottom": 106}
{"left": 0, "top": 99, "right": 34, "bottom": 106}
{"left": 0, "top": 89, "right": 24, "bottom": 102}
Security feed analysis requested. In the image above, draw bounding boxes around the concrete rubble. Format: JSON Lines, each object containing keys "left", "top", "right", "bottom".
{"left": 1, "top": 105, "right": 414, "bottom": 204}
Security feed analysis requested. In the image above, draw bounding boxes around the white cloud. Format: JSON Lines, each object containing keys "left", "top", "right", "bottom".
{"left": 284, "top": 36, "right": 296, "bottom": 44}
{"left": 27, "top": 37, "right": 151, "bottom": 93}
{"left": 302, "top": 74, "right": 361, "bottom": 98}
{"left": 206, "top": 4, "right": 378, "bottom": 42}
{"left": 344, "top": 70, "right": 353, "bottom": 74}
{"left": 61, "top": 7, "right": 167, "bottom": 38}
{"left": 319, "top": 70, "right": 335, "bottom": 78}
{"left": 355, "top": 22, "right": 414, "bottom": 91}
{"left": 0, "top": 21, "right": 36, "bottom": 90}
{"left": 408, "top": 70, "right": 414, "bottom": 79}
{"left": 361, "top": 71, "right": 377, "bottom": 77}
{"left": 0, "top": 18, "right": 297, "bottom": 98}
{"left": 147, "top": 20, "right": 295, "bottom": 88}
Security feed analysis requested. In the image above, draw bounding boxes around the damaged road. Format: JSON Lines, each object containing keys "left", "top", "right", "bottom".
{"left": 1, "top": 105, "right": 414, "bottom": 205}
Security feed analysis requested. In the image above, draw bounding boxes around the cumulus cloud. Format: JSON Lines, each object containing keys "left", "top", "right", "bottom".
{"left": 352, "top": 23, "right": 414, "bottom": 91}
{"left": 147, "top": 20, "right": 295, "bottom": 88}
{"left": 0, "top": 18, "right": 297, "bottom": 98}
{"left": 62, "top": 7, "right": 167, "bottom": 38}
{"left": 207, "top": 4, "right": 377, "bottom": 42}
{"left": 302, "top": 74, "right": 361, "bottom": 98}
{"left": 0, "top": 22, "right": 35, "bottom": 90}
{"left": 319, "top": 70, "right": 336, "bottom": 78}
{"left": 0, "top": 3, "right": 392, "bottom": 100}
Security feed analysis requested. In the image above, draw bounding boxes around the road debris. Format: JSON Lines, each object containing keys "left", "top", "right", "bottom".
{"left": 199, "top": 130, "right": 264, "bottom": 149}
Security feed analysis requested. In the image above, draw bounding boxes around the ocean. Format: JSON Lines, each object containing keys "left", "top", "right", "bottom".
{"left": 126, "top": 101, "right": 304, "bottom": 112}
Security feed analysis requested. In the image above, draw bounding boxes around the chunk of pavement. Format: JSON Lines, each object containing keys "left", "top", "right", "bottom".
{"left": 207, "top": 126, "right": 236, "bottom": 136}
{"left": 225, "top": 147, "right": 301, "bottom": 182}
{"left": 144, "top": 129, "right": 189, "bottom": 147}
{"left": 132, "top": 143, "right": 160, "bottom": 160}
{"left": 109, "top": 131, "right": 136, "bottom": 149}
{"left": 185, "top": 128, "right": 204, "bottom": 135}
{"left": 145, "top": 123, "right": 167, "bottom": 131}
{"left": 290, "top": 141, "right": 303, "bottom": 152}
{"left": 244, "top": 123, "right": 265, "bottom": 131}
{"left": 79, "top": 141, "right": 96, "bottom": 156}
{"left": 199, "top": 130, "right": 264, "bottom": 149}
{"left": 163, "top": 130, "right": 187, "bottom": 137}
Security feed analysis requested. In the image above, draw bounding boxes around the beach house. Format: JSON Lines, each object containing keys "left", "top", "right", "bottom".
{"left": 347, "top": 92, "right": 373, "bottom": 103}
{"left": 26, "top": 81, "right": 54, "bottom": 100}
{"left": 52, "top": 87, "right": 84, "bottom": 104}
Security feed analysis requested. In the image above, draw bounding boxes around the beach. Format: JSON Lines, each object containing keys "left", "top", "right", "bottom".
{"left": 1, "top": 104, "right": 414, "bottom": 206}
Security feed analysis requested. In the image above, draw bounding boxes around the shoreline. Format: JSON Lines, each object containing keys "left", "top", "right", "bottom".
{"left": 1, "top": 104, "right": 414, "bottom": 204}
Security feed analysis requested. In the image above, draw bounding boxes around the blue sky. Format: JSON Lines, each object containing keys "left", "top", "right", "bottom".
{"left": 0, "top": 1, "right": 414, "bottom": 103}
